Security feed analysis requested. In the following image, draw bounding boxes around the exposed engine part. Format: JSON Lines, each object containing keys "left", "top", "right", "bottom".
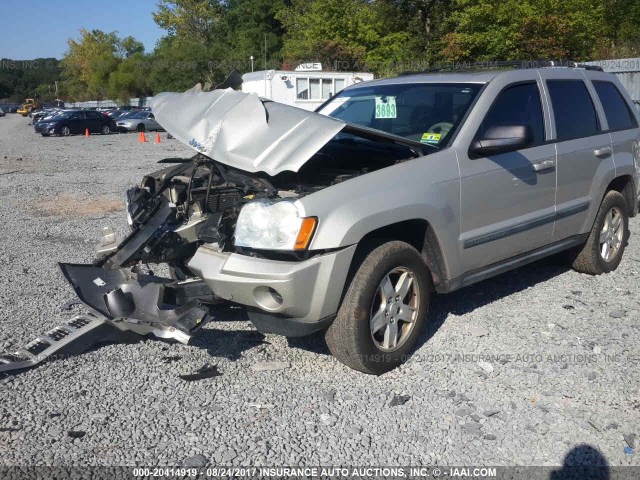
{"left": 99, "top": 132, "right": 416, "bottom": 271}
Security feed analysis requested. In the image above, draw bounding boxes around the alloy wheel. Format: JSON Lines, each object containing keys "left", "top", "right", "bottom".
{"left": 599, "top": 206, "right": 624, "bottom": 262}
{"left": 370, "top": 267, "right": 420, "bottom": 352}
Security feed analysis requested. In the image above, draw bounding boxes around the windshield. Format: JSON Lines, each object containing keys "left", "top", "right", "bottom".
{"left": 128, "top": 112, "right": 147, "bottom": 119}
{"left": 318, "top": 82, "right": 483, "bottom": 147}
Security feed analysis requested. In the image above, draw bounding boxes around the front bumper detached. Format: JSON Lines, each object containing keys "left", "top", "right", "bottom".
{"left": 59, "top": 263, "right": 215, "bottom": 344}
{"left": 186, "top": 244, "right": 357, "bottom": 336}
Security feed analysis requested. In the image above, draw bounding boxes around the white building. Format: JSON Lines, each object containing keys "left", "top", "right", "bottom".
{"left": 241, "top": 64, "right": 374, "bottom": 111}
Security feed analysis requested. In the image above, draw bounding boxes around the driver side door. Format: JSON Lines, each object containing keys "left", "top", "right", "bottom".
{"left": 458, "top": 80, "right": 557, "bottom": 271}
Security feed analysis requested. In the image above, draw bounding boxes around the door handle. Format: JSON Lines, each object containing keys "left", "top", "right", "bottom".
{"left": 594, "top": 146, "right": 612, "bottom": 158}
{"left": 532, "top": 159, "right": 556, "bottom": 172}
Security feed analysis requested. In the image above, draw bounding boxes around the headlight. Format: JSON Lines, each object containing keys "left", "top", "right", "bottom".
{"left": 234, "top": 199, "right": 317, "bottom": 250}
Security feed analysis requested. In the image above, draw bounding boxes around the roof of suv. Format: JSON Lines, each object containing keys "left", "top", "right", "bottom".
{"left": 344, "top": 66, "right": 610, "bottom": 91}
{"left": 351, "top": 71, "right": 499, "bottom": 89}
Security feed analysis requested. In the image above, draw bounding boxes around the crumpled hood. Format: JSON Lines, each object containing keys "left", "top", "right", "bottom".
{"left": 150, "top": 86, "right": 346, "bottom": 175}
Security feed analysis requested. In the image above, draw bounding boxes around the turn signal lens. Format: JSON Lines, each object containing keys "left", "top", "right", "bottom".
{"left": 294, "top": 217, "right": 317, "bottom": 250}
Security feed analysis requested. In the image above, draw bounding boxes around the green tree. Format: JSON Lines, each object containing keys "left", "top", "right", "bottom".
{"left": 148, "top": 36, "right": 227, "bottom": 93}
{"left": 108, "top": 53, "right": 151, "bottom": 103}
{"left": 376, "top": 0, "right": 455, "bottom": 63}
{"left": 0, "top": 58, "right": 61, "bottom": 102}
{"left": 61, "top": 29, "right": 151, "bottom": 101}
{"left": 119, "top": 36, "right": 146, "bottom": 57}
{"left": 439, "top": 0, "right": 608, "bottom": 62}
{"left": 277, "top": 0, "right": 415, "bottom": 75}
{"left": 222, "top": 0, "right": 287, "bottom": 70}
{"left": 153, "top": 0, "right": 225, "bottom": 44}
{"left": 601, "top": 0, "right": 640, "bottom": 57}
{"left": 61, "top": 29, "right": 121, "bottom": 100}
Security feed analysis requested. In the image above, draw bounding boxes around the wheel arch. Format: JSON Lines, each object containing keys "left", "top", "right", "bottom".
{"left": 346, "top": 219, "right": 448, "bottom": 289}
{"left": 606, "top": 175, "right": 637, "bottom": 217}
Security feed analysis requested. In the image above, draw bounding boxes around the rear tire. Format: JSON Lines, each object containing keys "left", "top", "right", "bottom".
{"left": 101, "top": 124, "right": 111, "bottom": 135}
{"left": 571, "top": 190, "right": 628, "bottom": 275}
{"left": 325, "top": 240, "right": 431, "bottom": 375}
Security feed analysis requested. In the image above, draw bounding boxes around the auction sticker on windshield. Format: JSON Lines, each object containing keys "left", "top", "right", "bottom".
{"left": 421, "top": 132, "right": 442, "bottom": 144}
{"left": 375, "top": 96, "right": 397, "bottom": 119}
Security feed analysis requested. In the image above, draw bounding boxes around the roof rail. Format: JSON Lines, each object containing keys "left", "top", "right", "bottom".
{"left": 400, "top": 60, "right": 603, "bottom": 75}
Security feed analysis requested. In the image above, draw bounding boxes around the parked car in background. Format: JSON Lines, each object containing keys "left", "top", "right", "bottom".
{"left": 34, "top": 109, "right": 116, "bottom": 136}
{"left": 116, "top": 105, "right": 141, "bottom": 111}
{"left": 0, "top": 104, "right": 19, "bottom": 113}
{"left": 32, "top": 108, "right": 62, "bottom": 123}
{"left": 105, "top": 109, "right": 133, "bottom": 119}
{"left": 116, "top": 111, "right": 163, "bottom": 132}
{"left": 0, "top": 108, "right": 5, "bottom": 117}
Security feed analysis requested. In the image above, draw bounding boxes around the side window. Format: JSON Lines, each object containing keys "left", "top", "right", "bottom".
{"left": 476, "top": 82, "right": 545, "bottom": 147}
{"left": 592, "top": 81, "right": 638, "bottom": 131}
{"left": 296, "top": 78, "right": 308, "bottom": 100}
{"left": 547, "top": 80, "right": 599, "bottom": 141}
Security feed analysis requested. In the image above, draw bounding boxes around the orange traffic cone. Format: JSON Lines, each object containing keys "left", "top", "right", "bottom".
{"left": 85, "top": 128, "right": 90, "bottom": 138}
{"left": 155, "top": 132, "right": 161, "bottom": 144}
{"left": 139, "top": 131, "right": 147, "bottom": 143}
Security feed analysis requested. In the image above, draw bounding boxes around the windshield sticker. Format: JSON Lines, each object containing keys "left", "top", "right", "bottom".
{"left": 318, "top": 96, "right": 349, "bottom": 116}
{"left": 421, "top": 132, "right": 442, "bottom": 144}
{"left": 375, "top": 96, "right": 397, "bottom": 119}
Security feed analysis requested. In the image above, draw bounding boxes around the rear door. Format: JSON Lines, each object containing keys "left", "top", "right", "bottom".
{"left": 589, "top": 74, "right": 640, "bottom": 207}
{"left": 86, "top": 111, "right": 103, "bottom": 132}
{"left": 457, "top": 73, "right": 557, "bottom": 271}
{"left": 541, "top": 70, "right": 616, "bottom": 241}
{"left": 69, "top": 111, "right": 86, "bottom": 133}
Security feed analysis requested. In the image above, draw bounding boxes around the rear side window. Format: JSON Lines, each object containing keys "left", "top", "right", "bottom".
{"left": 547, "top": 80, "right": 600, "bottom": 141}
{"left": 477, "top": 82, "right": 545, "bottom": 147}
{"left": 592, "top": 81, "right": 637, "bottom": 131}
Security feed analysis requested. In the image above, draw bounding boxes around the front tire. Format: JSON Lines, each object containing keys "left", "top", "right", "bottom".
{"left": 101, "top": 124, "right": 111, "bottom": 135}
{"left": 571, "top": 190, "right": 629, "bottom": 275}
{"left": 325, "top": 240, "right": 431, "bottom": 375}
{"left": 137, "top": 124, "right": 146, "bottom": 132}
{"left": 60, "top": 125, "right": 71, "bottom": 136}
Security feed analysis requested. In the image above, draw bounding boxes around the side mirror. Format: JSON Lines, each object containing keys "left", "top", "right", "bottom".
{"left": 470, "top": 125, "right": 532, "bottom": 157}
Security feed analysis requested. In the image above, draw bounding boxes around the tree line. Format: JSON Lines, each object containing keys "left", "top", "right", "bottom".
{"left": 2, "top": 0, "right": 639, "bottom": 103}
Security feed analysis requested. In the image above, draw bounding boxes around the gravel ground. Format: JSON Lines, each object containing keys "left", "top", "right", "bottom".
{"left": 0, "top": 113, "right": 639, "bottom": 468}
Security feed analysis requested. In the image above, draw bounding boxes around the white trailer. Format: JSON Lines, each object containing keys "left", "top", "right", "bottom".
{"left": 242, "top": 65, "right": 373, "bottom": 111}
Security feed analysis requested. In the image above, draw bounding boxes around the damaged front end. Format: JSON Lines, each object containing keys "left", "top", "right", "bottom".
{"left": 59, "top": 87, "right": 425, "bottom": 346}
{"left": 60, "top": 155, "right": 280, "bottom": 344}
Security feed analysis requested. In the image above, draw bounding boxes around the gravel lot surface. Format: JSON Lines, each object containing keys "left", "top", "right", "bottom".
{"left": 0, "top": 113, "right": 639, "bottom": 468}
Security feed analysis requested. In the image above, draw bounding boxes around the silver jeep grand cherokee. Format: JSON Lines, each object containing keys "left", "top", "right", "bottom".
{"left": 60, "top": 65, "right": 640, "bottom": 375}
